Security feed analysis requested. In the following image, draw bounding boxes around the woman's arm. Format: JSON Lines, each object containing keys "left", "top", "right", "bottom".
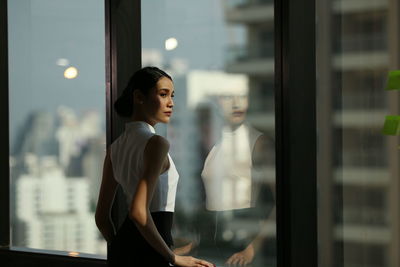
{"left": 130, "top": 135, "right": 213, "bottom": 267}
{"left": 95, "top": 147, "right": 119, "bottom": 243}
{"left": 248, "top": 133, "right": 276, "bottom": 254}
{"left": 128, "top": 135, "right": 175, "bottom": 263}
{"left": 226, "top": 134, "right": 276, "bottom": 266}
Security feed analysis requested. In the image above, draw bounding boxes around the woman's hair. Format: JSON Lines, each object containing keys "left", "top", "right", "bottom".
{"left": 114, "top": 66, "right": 172, "bottom": 118}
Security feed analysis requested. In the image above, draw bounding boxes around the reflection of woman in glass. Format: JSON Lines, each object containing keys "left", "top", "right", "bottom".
{"left": 199, "top": 92, "right": 275, "bottom": 266}
{"left": 95, "top": 67, "right": 214, "bottom": 267}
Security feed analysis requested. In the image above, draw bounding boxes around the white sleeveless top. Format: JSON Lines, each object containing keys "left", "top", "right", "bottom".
{"left": 201, "top": 123, "right": 262, "bottom": 211}
{"left": 110, "top": 121, "right": 179, "bottom": 212}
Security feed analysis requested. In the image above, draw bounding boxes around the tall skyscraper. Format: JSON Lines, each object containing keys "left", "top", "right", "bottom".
{"left": 11, "top": 109, "right": 106, "bottom": 255}
{"left": 15, "top": 155, "right": 98, "bottom": 253}
{"left": 317, "top": 1, "right": 399, "bottom": 267}
{"left": 225, "top": 1, "right": 399, "bottom": 267}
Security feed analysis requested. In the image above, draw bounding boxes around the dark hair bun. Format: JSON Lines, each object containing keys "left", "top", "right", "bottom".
{"left": 114, "top": 90, "right": 133, "bottom": 118}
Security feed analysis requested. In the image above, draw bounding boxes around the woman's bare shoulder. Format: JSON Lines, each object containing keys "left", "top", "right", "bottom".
{"left": 144, "top": 134, "right": 170, "bottom": 156}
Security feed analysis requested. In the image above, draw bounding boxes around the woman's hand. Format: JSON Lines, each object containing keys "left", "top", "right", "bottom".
{"left": 174, "top": 255, "right": 215, "bottom": 267}
{"left": 225, "top": 244, "right": 255, "bottom": 266}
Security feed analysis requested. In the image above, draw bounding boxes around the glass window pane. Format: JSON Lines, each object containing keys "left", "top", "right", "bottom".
{"left": 317, "top": 1, "right": 395, "bottom": 267}
{"left": 142, "top": 1, "right": 276, "bottom": 266}
{"left": 8, "top": 0, "right": 107, "bottom": 257}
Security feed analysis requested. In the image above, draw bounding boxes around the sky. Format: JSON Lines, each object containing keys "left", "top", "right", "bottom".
{"left": 8, "top": 0, "right": 106, "bottom": 145}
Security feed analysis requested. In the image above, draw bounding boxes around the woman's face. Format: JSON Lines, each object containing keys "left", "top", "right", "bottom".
{"left": 143, "top": 76, "right": 175, "bottom": 124}
{"left": 217, "top": 94, "right": 248, "bottom": 125}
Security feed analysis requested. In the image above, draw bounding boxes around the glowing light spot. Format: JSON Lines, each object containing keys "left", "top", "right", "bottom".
{"left": 56, "top": 58, "right": 69, "bottom": 66}
{"left": 64, "top": 66, "right": 78, "bottom": 79}
{"left": 68, "top": 252, "right": 80, "bottom": 257}
{"left": 165, "top": 38, "right": 178, "bottom": 51}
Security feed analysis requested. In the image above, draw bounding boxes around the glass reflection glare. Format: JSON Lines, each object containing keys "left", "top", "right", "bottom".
{"left": 56, "top": 58, "right": 69, "bottom": 67}
{"left": 68, "top": 251, "right": 80, "bottom": 257}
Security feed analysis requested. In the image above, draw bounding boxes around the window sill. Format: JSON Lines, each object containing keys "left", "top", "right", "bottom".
{"left": 0, "top": 247, "right": 106, "bottom": 267}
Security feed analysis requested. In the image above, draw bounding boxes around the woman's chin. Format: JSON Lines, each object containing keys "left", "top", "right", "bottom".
{"left": 160, "top": 117, "right": 171, "bottom": 124}
{"left": 229, "top": 116, "right": 245, "bottom": 125}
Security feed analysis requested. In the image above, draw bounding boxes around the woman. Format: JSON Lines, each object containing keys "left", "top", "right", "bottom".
{"left": 197, "top": 92, "right": 275, "bottom": 266}
{"left": 95, "top": 67, "right": 214, "bottom": 267}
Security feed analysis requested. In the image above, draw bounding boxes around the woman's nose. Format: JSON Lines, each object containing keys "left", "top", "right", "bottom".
{"left": 232, "top": 96, "right": 240, "bottom": 108}
{"left": 168, "top": 98, "right": 174, "bottom": 108}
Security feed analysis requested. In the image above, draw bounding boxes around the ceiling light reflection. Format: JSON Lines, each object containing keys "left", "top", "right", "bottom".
{"left": 165, "top": 38, "right": 178, "bottom": 51}
{"left": 64, "top": 66, "right": 78, "bottom": 79}
{"left": 56, "top": 58, "right": 69, "bottom": 66}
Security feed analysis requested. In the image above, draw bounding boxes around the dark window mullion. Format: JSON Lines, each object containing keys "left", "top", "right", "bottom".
{"left": 109, "top": 0, "right": 142, "bottom": 231}
{"left": 275, "top": 0, "right": 317, "bottom": 267}
{"left": 0, "top": 0, "right": 10, "bottom": 249}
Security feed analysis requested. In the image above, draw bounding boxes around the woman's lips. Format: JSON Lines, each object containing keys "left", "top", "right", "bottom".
{"left": 164, "top": 112, "right": 172, "bottom": 116}
{"left": 232, "top": 111, "right": 244, "bottom": 116}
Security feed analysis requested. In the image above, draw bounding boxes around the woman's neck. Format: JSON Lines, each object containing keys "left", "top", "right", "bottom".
{"left": 130, "top": 113, "right": 156, "bottom": 127}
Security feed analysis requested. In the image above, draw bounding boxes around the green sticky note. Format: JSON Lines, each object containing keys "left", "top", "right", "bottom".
{"left": 385, "top": 70, "right": 400, "bottom": 90}
{"left": 382, "top": 115, "right": 400, "bottom": 135}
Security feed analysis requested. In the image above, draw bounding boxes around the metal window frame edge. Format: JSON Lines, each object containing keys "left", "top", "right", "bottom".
{"left": 0, "top": 0, "right": 10, "bottom": 251}
{"left": 275, "top": 0, "right": 318, "bottom": 267}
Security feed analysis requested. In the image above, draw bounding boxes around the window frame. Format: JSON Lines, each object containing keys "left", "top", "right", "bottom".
{"left": 0, "top": 0, "right": 141, "bottom": 265}
{"left": 0, "top": 0, "right": 10, "bottom": 252}
{"left": 274, "top": 0, "right": 317, "bottom": 266}
{"left": 0, "top": 0, "right": 317, "bottom": 266}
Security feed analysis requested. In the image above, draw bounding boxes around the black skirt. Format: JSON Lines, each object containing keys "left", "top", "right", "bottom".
{"left": 108, "top": 211, "right": 174, "bottom": 267}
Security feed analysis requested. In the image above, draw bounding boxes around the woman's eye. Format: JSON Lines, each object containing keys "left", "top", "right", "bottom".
{"left": 160, "top": 93, "right": 167, "bottom": 97}
{"left": 172, "top": 95, "right": 175, "bottom": 98}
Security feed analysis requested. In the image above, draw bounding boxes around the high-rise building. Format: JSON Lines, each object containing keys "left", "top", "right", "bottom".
{"left": 15, "top": 155, "right": 98, "bottom": 253}
{"left": 316, "top": 1, "right": 400, "bottom": 267}
{"left": 10, "top": 109, "right": 106, "bottom": 255}
{"left": 225, "top": 1, "right": 398, "bottom": 267}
